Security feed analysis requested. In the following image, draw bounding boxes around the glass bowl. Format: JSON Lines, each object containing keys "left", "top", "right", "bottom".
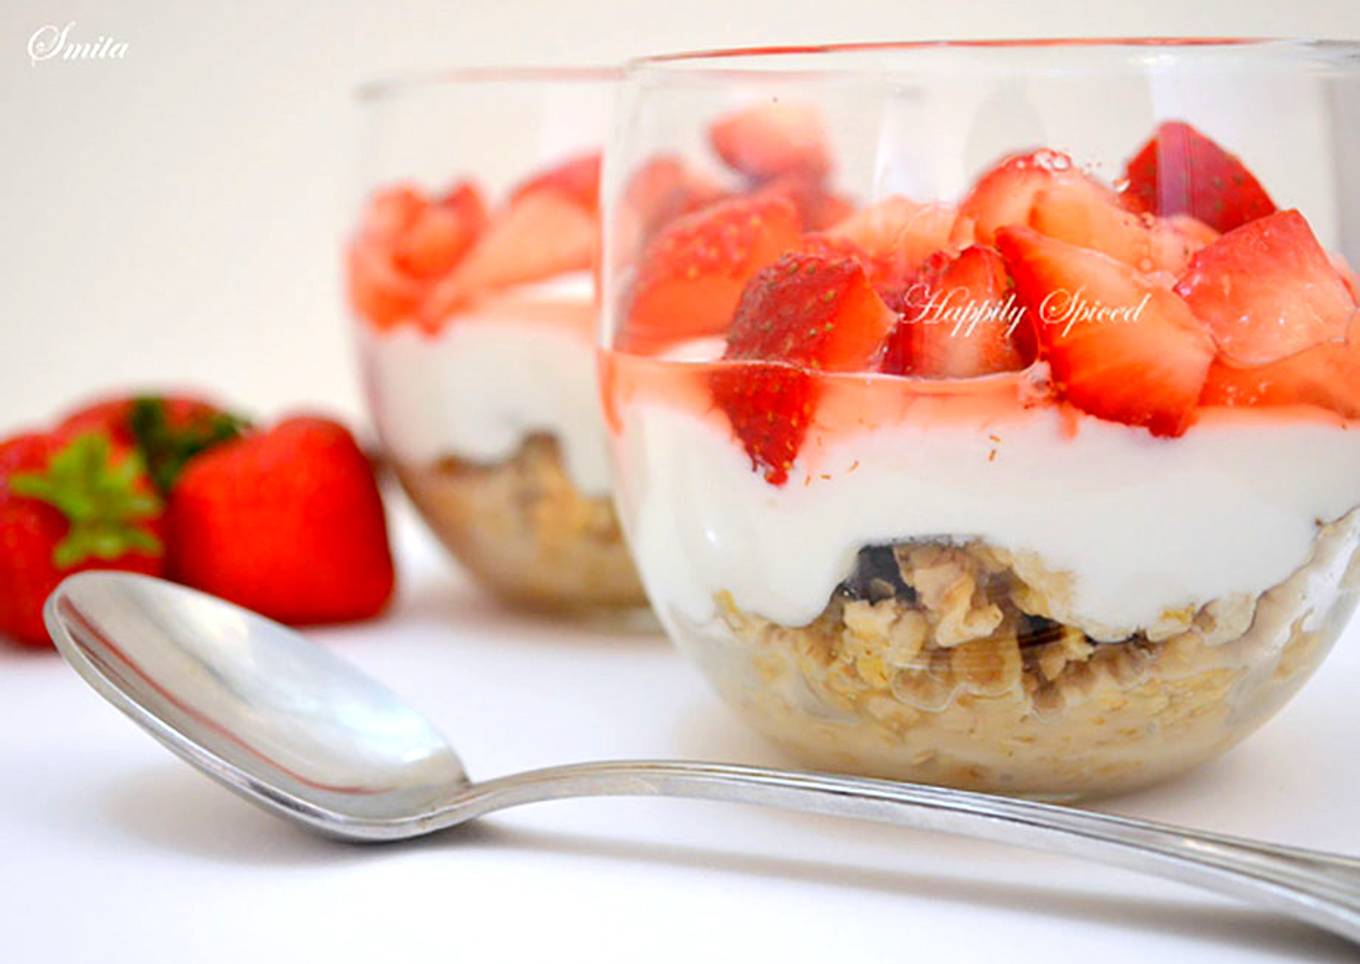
{"left": 347, "top": 67, "right": 646, "bottom": 610}
{"left": 600, "top": 40, "right": 1360, "bottom": 798}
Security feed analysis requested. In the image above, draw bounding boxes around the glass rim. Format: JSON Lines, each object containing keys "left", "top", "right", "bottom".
{"left": 356, "top": 64, "right": 620, "bottom": 102}
{"left": 627, "top": 37, "right": 1359, "bottom": 74}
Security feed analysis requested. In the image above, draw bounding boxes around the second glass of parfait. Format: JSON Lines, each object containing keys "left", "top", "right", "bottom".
{"left": 347, "top": 67, "right": 647, "bottom": 611}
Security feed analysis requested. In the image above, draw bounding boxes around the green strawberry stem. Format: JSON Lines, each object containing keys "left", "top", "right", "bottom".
{"left": 130, "top": 396, "right": 248, "bottom": 493}
{"left": 10, "top": 432, "right": 163, "bottom": 568}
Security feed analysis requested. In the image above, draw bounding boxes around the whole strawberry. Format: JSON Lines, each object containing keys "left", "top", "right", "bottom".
{"left": 168, "top": 416, "right": 394, "bottom": 624}
{"left": 0, "top": 431, "right": 166, "bottom": 647}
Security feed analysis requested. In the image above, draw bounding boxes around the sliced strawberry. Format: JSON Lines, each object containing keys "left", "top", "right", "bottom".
{"left": 619, "top": 194, "right": 801, "bottom": 354}
{"left": 390, "top": 181, "right": 488, "bottom": 278}
{"left": 1121, "top": 121, "right": 1276, "bottom": 233}
{"left": 709, "top": 102, "right": 831, "bottom": 181}
{"left": 997, "top": 226, "right": 1214, "bottom": 436}
{"left": 709, "top": 363, "right": 814, "bottom": 487}
{"left": 1168, "top": 214, "right": 1220, "bottom": 249}
{"left": 1201, "top": 314, "right": 1360, "bottom": 417}
{"left": 509, "top": 151, "right": 601, "bottom": 210}
{"left": 422, "top": 190, "right": 597, "bottom": 325}
{"left": 948, "top": 214, "right": 978, "bottom": 248}
{"left": 959, "top": 149, "right": 1100, "bottom": 246}
{"left": 347, "top": 181, "right": 488, "bottom": 329}
{"left": 822, "top": 196, "right": 957, "bottom": 288}
{"left": 1174, "top": 210, "right": 1356, "bottom": 366}
{"left": 347, "top": 186, "right": 425, "bottom": 328}
{"left": 723, "top": 252, "right": 897, "bottom": 371}
{"left": 347, "top": 242, "right": 424, "bottom": 330}
{"left": 793, "top": 231, "right": 868, "bottom": 263}
{"left": 710, "top": 252, "right": 894, "bottom": 486}
{"left": 881, "top": 246, "right": 1034, "bottom": 377}
{"left": 615, "top": 155, "right": 728, "bottom": 257}
{"left": 1029, "top": 179, "right": 1213, "bottom": 276}
{"left": 758, "top": 175, "right": 854, "bottom": 231}
{"left": 357, "top": 185, "right": 424, "bottom": 240}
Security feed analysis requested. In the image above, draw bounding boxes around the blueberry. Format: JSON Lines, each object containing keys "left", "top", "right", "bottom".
{"left": 838, "top": 544, "right": 915, "bottom": 603}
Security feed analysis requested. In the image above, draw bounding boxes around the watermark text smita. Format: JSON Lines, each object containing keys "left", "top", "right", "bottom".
{"left": 28, "top": 22, "right": 129, "bottom": 66}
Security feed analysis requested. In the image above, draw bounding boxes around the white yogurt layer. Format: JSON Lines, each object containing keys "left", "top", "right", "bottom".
{"left": 613, "top": 400, "right": 1360, "bottom": 639}
{"left": 360, "top": 275, "right": 611, "bottom": 496}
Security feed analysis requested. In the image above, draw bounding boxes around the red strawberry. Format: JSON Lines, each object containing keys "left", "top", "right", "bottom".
{"left": 758, "top": 175, "right": 854, "bottom": 231}
{"left": 997, "top": 226, "right": 1215, "bottom": 436}
{"left": 1029, "top": 179, "right": 1215, "bottom": 276}
{"left": 1120, "top": 121, "right": 1276, "bottom": 233}
{"left": 1174, "top": 210, "right": 1357, "bottom": 366}
{"left": 793, "top": 231, "right": 868, "bottom": 260}
{"left": 509, "top": 151, "right": 602, "bottom": 211}
{"left": 723, "top": 252, "right": 897, "bottom": 370}
{"left": 59, "top": 393, "right": 248, "bottom": 493}
{"left": 709, "top": 102, "right": 831, "bottom": 181}
{"left": 1201, "top": 313, "right": 1360, "bottom": 417}
{"left": 347, "top": 181, "right": 489, "bottom": 329}
{"left": 1, "top": 431, "right": 165, "bottom": 648}
{"left": 822, "top": 196, "right": 957, "bottom": 288}
{"left": 390, "top": 182, "right": 488, "bottom": 279}
{"left": 1169, "top": 214, "right": 1221, "bottom": 249}
{"left": 62, "top": 393, "right": 218, "bottom": 445}
{"left": 709, "top": 363, "right": 814, "bottom": 487}
{"left": 168, "top": 417, "right": 394, "bottom": 625}
{"left": 959, "top": 149, "right": 1099, "bottom": 246}
{"left": 881, "top": 246, "right": 1035, "bottom": 377}
{"left": 615, "top": 155, "right": 728, "bottom": 257}
{"left": 619, "top": 194, "right": 801, "bottom": 354}
{"left": 712, "top": 252, "right": 895, "bottom": 485}
{"left": 422, "top": 189, "right": 597, "bottom": 325}
{"left": 347, "top": 241, "right": 424, "bottom": 330}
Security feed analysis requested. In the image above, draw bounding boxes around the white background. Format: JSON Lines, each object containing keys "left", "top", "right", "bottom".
{"left": 4, "top": 3, "right": 1360, "bottom": 962}
{"left": 1, "top": 0, "right": 1358, "bottom": 428}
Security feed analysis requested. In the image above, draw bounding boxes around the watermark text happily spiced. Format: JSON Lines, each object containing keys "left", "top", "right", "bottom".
{"left": 900, "top": 284, "right": 1151, "bottom": 339}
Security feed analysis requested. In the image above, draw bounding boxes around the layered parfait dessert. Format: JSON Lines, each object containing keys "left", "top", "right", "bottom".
{"left": 603, "top": 88, "right": 1360, "bottom": 796}
{"left": 349, "top": 71, "right": 643, "bottom": 609}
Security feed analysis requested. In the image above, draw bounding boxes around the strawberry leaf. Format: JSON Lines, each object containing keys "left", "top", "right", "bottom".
{"left": 9, "top": 432, "right": 164, "bottom": 568}
{"left": 129, "top": 396, "right": 248, "bottom": 493}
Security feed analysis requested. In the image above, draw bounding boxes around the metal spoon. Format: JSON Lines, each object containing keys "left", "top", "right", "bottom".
{"left": 46, "top": 571, "right": 1360, "bottom": 943}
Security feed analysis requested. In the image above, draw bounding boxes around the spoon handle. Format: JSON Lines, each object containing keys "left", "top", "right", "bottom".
{"left": 447, "top": 760, "right": 1360, "bottom": 943}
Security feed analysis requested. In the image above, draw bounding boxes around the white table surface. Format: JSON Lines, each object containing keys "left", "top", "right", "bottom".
{"left": 3, "top": 496, "right": 1358, "bottom": 963}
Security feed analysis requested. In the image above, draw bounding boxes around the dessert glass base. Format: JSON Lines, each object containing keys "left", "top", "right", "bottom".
{"left": 667, "top": 513, "right": 1360, "bottom": 800}
{"left": 395, "top": 434, "right": 646, "bottom": 611}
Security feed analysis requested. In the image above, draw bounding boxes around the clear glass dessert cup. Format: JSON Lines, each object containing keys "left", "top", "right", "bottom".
{"left": 600, "top": 40, "right": 1360, "bottom": 798}
{"left": 347, "top": 67, "right": 646, "bottom": 611}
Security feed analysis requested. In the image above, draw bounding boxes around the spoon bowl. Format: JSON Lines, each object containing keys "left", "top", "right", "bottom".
{"left": 46, "top": 571, "right": 1360, "bottom": 940}
{"left": 48, "top": 571, "right": 468, "bottom": 833}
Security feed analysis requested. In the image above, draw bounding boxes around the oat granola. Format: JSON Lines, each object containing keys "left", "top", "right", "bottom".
{"left": 690, "top": 511, "right": 1360, "bottom": 799}
{"left": 395, "top": 434, "right": 646, "bottom": 609}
